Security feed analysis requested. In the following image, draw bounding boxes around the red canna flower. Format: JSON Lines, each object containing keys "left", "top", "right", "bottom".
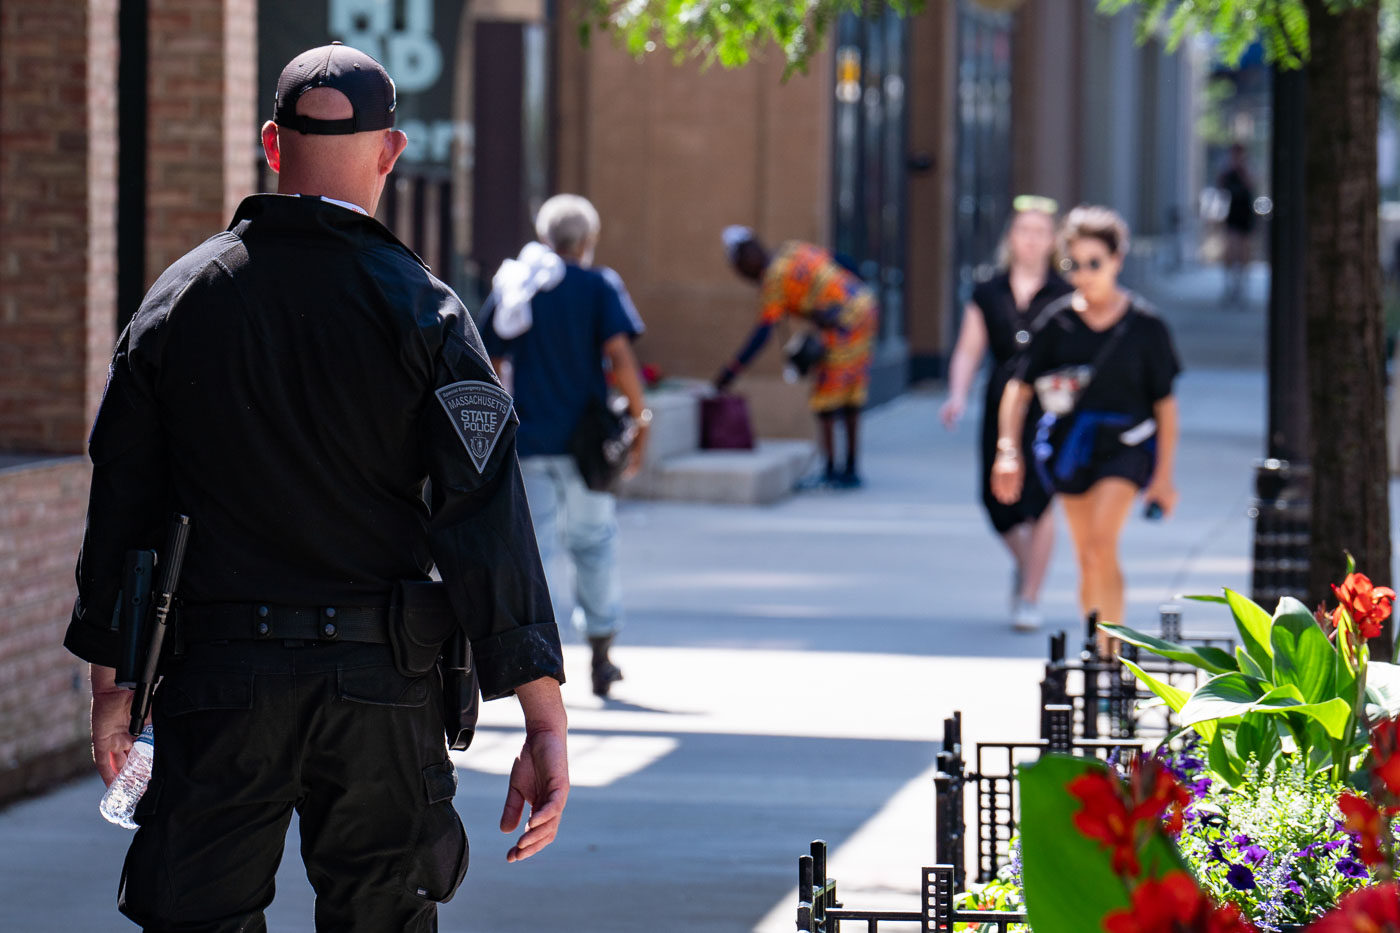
{"left": 1103, "top": 871, "right": 1258, "bottom": 933}
{"left": 1372, "top": 719, "right": 1400, "bottom": 800}
{"left": 1339, "top": 793, "right": 1389, "bottom": 867}
{"left": 1070, "top": 760, "right": 1192, "bottom": 879}
{"left": 1070, "top": 771, "right": 1141, "bottom": 877}
{"left": 1130, "top": 759, "right": 1193, "bottom": 835}
{"left": 1333, "top": 573, "right": 1397, "bottom": 640}
{"left": 1305, "top": 883, "right": 1400, "bottom": 932}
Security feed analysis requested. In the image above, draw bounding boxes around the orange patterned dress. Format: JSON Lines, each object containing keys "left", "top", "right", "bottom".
{"left": 759, "top": 242, "right": 879, "bottom": 412}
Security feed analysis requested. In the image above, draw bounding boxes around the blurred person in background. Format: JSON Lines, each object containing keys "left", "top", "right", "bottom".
{"left": 941, "top": 196, "right": 1072, "bottom": 631}
{"left": 1218, "top": 143, "right": 1256, "bottom": 306}
{"left": 715, "top": 227, "right": 879, "bottom": 488}
{"left": 481, "top": 194, "right": 647, "bottom": 698}
{"left": 991, "top": 206, "right": 1181, "bottom": 642}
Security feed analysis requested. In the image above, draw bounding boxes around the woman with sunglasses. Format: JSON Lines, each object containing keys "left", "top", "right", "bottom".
{"left": 941, "top": 196, "right": 1072, "bottom": 631}
{"left": 991, "top": 205, "right": 1181, "bottom": 640}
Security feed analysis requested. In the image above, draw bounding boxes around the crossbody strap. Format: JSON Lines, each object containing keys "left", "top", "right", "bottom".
{"left": 1064, "top": 304, "right": 1136, "bottom": 420}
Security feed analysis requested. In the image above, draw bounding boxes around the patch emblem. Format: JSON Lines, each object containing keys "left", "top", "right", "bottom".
{"left": 435, "top": 381, "right": 514, "bottom": 473}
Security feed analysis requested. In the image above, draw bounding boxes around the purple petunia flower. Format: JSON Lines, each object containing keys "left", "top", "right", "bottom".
{"left": 1232, "top": 834, "right": 1252, "bottom": 846}
{"left": 1190, "top": 777, "right": 1212, "bottom": 798}
{"left": 1321, "top": 840, "right": 1347, "bottom": 853}
{"left": 1295, "top": 843, "right": 1319, "bottom": 859}
{"left": 1286, "top": 880, "right": 1303, "bottom": 895}
{"left": 1241, "top": 845, "right": 1270, "bottom": 865}
{"left": 1209, "top": 843, "right": 1226, "bottom": 862}
{"left": 1226, "top": 863, "right": 1257, "bottom": 890}
{"left": 1335, "top": 857, "right": 1369, "bottom": 879}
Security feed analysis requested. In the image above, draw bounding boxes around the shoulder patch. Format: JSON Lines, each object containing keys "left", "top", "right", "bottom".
{"left": 435, "top": 381, "right": 514, "bottom": 472}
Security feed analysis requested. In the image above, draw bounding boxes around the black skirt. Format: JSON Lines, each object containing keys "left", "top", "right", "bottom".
{"left": 979, "top": 367, "right": 1052, "bottom": 533}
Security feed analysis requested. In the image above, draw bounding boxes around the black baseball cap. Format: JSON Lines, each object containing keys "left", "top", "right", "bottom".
{"left": 273, "top": 42, "right": 396, "bottom": 135}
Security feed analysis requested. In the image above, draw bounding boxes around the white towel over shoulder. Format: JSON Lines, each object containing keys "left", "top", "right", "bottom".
{"left": 490, "top": 242, "right": 566, "bottom": 339}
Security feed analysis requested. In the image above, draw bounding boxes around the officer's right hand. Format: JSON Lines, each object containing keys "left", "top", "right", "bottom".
{"left": 502, "top": 676, "right": 570, "bottom": 862}
{"left": 90, "top": 664, "right": 135, "bottom": 785}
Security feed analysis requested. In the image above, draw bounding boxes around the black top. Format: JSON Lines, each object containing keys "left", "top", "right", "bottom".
{"left": 1016, "top": 299, "right": 1181, "bottom": 421}
{"left": 970, "top": 270, "right": 1074, "bottom": 369}
{"left": 64, "top": 195, "right": 563, "bottom": 700}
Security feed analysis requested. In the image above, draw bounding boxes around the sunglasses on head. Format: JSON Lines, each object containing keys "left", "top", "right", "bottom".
{"left": 1060, "top": 257, "right": 1106, "bottom": 273}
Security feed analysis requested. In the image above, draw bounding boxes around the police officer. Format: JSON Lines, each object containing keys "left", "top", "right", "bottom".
{"left": 63, "top": 44, "right": 568, "bottom": 932}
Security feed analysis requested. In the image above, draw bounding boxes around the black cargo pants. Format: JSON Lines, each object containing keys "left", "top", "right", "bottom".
{"left": 118, "top": 640, "right": 469, "bottom": 933}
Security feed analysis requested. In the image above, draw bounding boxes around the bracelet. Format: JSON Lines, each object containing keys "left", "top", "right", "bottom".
{"left": 995, "top": 447, "right": 1020, "bottom": 462}
{"left": 634, "top": 408, "right": 653, "bottom": 426}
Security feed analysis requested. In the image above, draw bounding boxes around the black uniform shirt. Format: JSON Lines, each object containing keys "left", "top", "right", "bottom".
{"left": 64, "top": 195, "right": 563, "bottom": 700}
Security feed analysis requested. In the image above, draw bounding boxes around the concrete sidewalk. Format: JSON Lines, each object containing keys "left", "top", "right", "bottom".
{"left": 0, "top": 343, "right": 1279, "bottom": 931}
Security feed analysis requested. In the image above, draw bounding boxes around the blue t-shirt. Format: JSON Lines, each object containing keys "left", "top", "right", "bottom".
{"left": 480, "top": 264, "right": 642, "bottom": 458}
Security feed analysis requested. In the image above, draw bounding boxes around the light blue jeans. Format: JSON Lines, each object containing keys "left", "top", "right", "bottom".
{"left": 519, "top": 455, "right": 622, "bottom": 638}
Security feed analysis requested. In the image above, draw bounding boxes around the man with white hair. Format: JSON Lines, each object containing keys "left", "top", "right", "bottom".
{"left": 481, "top": 193, "right": 648, "bottom": 699}
{"left": 66, "top": 43, "right": 568, "bottom": 932}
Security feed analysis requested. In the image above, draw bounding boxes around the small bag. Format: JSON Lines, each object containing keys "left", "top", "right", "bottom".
{"left": 783, "top": 331, "right": 826, "bottom": 380}
{"left": 569, "top": 394, "right": 636, "bottom": 492}
{"left": 701, "top": 394, "right": 756, "bottom": 450}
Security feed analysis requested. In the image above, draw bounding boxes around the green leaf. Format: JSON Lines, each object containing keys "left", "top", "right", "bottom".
{"left": 1250, "top": 687, "right": 1353, "bottom": 740}
{"left": 1184, "top": 594, "right": 1230, "bottom": 605}
{"left": 1099, "top": 623, "right": 1237, "bottom": 675}
{"left": 1237, "top": 645, "right": 1269, "bottom": 680}
{"left": 1120, "top": 658, "right": 1191, "bottom": 713}
{"left": 1208, "top": 725, "right": 1247, "bottom": 786}
{"left": 1271, "top": 599, "right": 1336, "bottom": 703}
{"left": 1365, "top": 661, "right": 1400, "bottom": 719}
{"left": 1234, "top": 715, "right": 1283, "bottom": 770}
{"left": 1180, "top": 672, "right": 1267, "bottom": 727}
{"left": 1225, "top": 588, "right": 1274, "bottom": 671}
{"left": 1019, "top": 756, "right": 1186, "bottom": 933}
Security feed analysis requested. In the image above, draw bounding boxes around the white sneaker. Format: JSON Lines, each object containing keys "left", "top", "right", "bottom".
{"left": 1012, "top": 600, "right": 1042, "bottom": 632}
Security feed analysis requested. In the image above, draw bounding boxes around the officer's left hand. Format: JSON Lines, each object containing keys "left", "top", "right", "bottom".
{"left": 502, "top": 677, "right": 570, "bottom": 862}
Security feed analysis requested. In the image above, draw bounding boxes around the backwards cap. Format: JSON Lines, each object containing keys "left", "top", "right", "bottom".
{"left": 274, "top": 42, "right": 396, "bottom": 135}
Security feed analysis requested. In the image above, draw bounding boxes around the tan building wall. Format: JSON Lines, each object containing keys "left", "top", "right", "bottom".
{"left": 905, "top": 3, "right": 960, "bottom": 367}
{"left": 553, "top": 31, "right": 835, "bottom": 438}
{"left": 1010, "top": 0, "right": 1084, "bottom": 209}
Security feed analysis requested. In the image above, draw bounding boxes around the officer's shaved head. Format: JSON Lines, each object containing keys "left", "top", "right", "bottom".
{"left": 260, "top": 87, "right": 408, "bottom": 215}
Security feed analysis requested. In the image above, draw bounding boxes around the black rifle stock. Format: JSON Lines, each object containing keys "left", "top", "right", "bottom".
{"left": 128, "top": 514, "right": 191, "bottom": 736}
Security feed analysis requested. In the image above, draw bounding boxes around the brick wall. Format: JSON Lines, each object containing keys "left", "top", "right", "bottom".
{"left": 0, "top": 461, "right": 93, "bottom": 800}
{"left": 0, "top": 0, "right": 119, "bottom": 802}
{"left": 0, "top": 0, "right": 119, "bottom": 455}
{"left": 146, "top": 0, "right": 259, "bottom": 284}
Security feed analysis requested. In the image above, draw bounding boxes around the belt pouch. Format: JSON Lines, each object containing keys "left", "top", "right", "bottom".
{"left": 390, "top": 581, "right": 457, "bottom": 677}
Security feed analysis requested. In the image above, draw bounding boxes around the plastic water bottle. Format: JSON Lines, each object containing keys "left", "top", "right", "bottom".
{"left": 99, "top": 725, "right": 153, "bottom": 829}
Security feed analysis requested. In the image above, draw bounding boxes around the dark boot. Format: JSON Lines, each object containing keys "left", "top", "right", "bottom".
{"left": 589, "top": 635, "right": 623, "bottom": 698}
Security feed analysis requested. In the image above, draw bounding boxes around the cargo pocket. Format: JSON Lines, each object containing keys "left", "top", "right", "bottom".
{"left": 337, "top": 665, "right": 430, "bottom": 708}
{"left": 401, "top": 759, "right": 469, "bottom": 903}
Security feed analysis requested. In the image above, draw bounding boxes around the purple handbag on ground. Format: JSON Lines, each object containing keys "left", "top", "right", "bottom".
{"left": 701, "top": 394, "right": 756, "bottom": 450}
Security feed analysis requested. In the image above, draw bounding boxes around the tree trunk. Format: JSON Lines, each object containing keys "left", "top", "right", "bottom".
{"left": 1303, "top": 0, "right": 1391, "bottom": 657}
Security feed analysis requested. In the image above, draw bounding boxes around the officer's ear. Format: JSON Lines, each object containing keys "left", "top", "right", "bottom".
{"left": 261, "top": 121, "right": 281, "bottom": 174}
{"left": 379, "top": 129, "right": 409, "bottom": 177}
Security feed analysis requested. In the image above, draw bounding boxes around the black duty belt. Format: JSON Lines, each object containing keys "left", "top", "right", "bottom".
{"left": 175, "top": 602, "right": 392, "bottom": 645}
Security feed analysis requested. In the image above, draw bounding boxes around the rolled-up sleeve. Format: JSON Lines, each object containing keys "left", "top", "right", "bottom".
{"left": 421, "top": 305, "right": 563, "bottom": 700}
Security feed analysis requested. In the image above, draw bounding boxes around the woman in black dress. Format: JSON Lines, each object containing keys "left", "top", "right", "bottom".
{"left": 991, "top": 206, "right": 1181, "bottom": 641}
{"left": 942, "top": 197, "right": 1071, "bottom": 631}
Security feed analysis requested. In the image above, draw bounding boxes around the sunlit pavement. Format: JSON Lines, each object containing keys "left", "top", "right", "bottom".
{"left": 0, "top": 263, "right": 1354, "bottom": 932}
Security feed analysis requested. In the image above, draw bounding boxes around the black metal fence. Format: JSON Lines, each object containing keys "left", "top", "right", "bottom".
{"left": 798, "top": 841, "right": 1026, "bottom": 932}
{"left": 1039, "top": 610, "right": 1234, "bottom": 740}
{"left": 935, "top": 707, "right": 1146, "bottom": 887}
